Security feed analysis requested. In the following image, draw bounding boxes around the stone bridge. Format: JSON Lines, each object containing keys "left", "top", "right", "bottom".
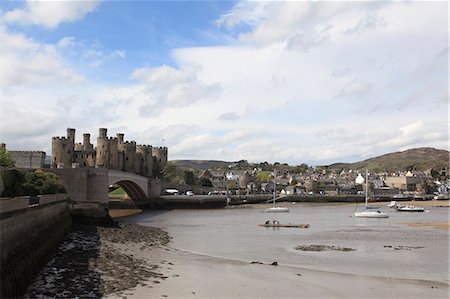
{"left": 49, "top": 168, "right": 162, "bottom": 217}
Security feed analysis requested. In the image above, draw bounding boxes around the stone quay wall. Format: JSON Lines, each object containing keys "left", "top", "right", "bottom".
{"left": 0, "top": 193, "right": 72, "bottom": 298}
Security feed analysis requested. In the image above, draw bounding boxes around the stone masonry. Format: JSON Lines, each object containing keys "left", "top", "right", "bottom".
{"left": 51, "top": 128, "right": 167, "bottom": 178}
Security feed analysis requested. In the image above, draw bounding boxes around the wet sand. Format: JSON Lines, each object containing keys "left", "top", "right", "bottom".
{"left": 111, "top": 246, "right": 448, "bottom": 299}
{"left": 26, "top": 220, "right": 449, "bottom": 299}
{"left": 109, "top": 208, "right": 143, "bottom": 218}
{"left": 27, "top": 201, "right": 449, "bottom": 298}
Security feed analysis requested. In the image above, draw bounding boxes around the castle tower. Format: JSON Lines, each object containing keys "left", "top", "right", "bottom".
{"left": 108, "top": 137, "right": 119, "bottom": 170}
{"left": 83, "top": 133, "right": 93, "bottom": 151}
{"left": 51, "top": 136, "right": 74, "bottom": 168}
{"left": 96, "top": 128, "right": 109, "bottom": 168}
{"left": 67, "top": 128, "right": 75, "bottom": 142}
{"left": 117, "top": 133, "right": 125, "bottom": 170}
{"left": 145, "top": 146, "right": 154, "bottom": 177}
{"left": 123, "top": 141, "right": 136, "bottom": 173}
{"left": 135, "top": 145, "right": 154, "bottom": 176}
{"left": 152, "top": 147, "right": 168, "bottom": 177}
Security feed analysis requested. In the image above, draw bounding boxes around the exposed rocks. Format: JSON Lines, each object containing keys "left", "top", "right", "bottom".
{"left": 294, "top": 245, "right": 355, "bottom": 252}
{"left": 383, "top": 245, "right": 424, "bottom": 250}
{"left": 25, "top": 222, "right": 171, "bottom": 298}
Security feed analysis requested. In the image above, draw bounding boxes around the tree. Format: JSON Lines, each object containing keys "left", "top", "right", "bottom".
{"left": 199, "top": 177, "right": 213, "bottom": 187}
{"left": 182, "top": 170, "right": 197, "bottom": 185}
{"left": 0, "top": 148, "right": 15, "bottom": 168}
{"left": 162, "top": 163, "right": 179, "bottom": 183}
{"left": 22, "top": 169, "right": 66, "bottom": 195}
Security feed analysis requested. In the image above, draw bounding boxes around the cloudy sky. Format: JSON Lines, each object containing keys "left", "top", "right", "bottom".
{"left": 0, "top": 0, "right": 448, "bottom": 165}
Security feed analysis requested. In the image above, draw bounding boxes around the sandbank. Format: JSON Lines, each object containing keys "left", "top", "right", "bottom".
{"left": 109, "top": 245, "right": 449, "bottom": 299}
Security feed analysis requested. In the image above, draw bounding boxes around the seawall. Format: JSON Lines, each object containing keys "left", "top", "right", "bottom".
{"left": 0, "top": 194, "right": 72, "bottom": 298}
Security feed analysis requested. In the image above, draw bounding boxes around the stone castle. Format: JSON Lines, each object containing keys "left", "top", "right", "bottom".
{"left": 51, "top": 128, "right": 167, "bottom": 177}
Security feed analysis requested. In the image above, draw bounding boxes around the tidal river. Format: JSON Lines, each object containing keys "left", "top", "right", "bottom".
{"left": 126, "top": 203, "right": 449, "bottom": 283}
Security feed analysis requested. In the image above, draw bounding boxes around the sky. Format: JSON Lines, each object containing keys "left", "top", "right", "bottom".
{"left": 0, "top": 0, "right": 448, "bottom": 166}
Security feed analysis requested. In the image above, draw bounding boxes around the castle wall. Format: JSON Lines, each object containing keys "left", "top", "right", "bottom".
{"left": 51, "top": 128, "right": 166, "bottom": 178}
{"left": 10, "top": 151, "right": 46, "bottom": 169}
{"left": 74, "top": 150, "right": 96, "bottom": 167}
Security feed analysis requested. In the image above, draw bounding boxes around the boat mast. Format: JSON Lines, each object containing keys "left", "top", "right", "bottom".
{"left": 273, "top": 170, "right": 276, "bottom": 207}
{"left": 365, "top": 170, "right": 368, "bottom": 210}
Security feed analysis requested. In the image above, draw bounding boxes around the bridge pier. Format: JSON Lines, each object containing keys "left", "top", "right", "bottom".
{"left": 49, "top": 168, "right": 109, "bottom": 221}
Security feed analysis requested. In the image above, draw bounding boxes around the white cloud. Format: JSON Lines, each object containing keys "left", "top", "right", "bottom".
{"left": 1, "top": 1, "right": 447, "bottom": 166}
{"left": 130, "top": 65, "right": 221, "bottom": 117}
{"left": 4, "top": 0, "right": 100, "bottom": 29}
{"left": 2, "top": 28, "right": 84, "bottom": 86}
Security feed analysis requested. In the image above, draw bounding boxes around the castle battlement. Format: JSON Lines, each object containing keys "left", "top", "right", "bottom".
{"left": 9, "top": 151, "right": 45, "bottom": 154}
{"left": 51, "top": 127, "right": 167, "bottom": 177}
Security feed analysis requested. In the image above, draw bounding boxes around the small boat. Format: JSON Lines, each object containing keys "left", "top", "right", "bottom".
{"left": 392, "top": 193, "right": 411, "bottom": 199}
{"left": 396, "top": 205, "right": 425, "bottom": 212}
{"left": 387, "top": 201, "right": 398, "bottom": 208}
{"left": 265, "top": 175, "right": 289, "bottom": 213}
{"left": 354, "top": 210, "right": 389, "bottom": 218}
{"left": 265, "top": 206, "right": 289, "bottom": 213}
{"left": 354, "top": 171, "right": 389, "bottom": 218}
{"left": 258, "top": 223, "right": 309, "bottom": 228}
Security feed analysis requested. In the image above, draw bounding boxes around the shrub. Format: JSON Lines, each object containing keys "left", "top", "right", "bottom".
{"left": 0, "top": 148, "right": 15, "bottom": 168}
{"left": 1, "top": 169, "right": 66, "bottom": 197}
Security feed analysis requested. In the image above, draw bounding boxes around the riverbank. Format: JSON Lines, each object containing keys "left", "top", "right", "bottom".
{"left": 27, "top": 202, "right": 449, "bottom": 298}
{"left": 25, "top": 222, "right": 171, "bottom": 298}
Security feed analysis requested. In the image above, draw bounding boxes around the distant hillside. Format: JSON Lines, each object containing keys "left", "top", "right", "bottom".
{"left": 171, "top": 160, "right": 236, "bottom": 170}
{"left": 171, "top": 148, "right": 448, "bottom": 173}
{"left": 327, "top": 147, "right": 449, "bottom": 172}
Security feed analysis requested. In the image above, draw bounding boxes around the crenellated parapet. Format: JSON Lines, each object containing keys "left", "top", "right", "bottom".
{"left": 51, "top": 127, "right": 168, "bottom": 178}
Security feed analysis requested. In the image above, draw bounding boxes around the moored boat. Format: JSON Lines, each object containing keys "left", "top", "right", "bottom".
{"left": 396, "top": 205, "right": 425, "bottom": 212}
{"left": 354, "top": 171, "right": 389, "bottom": 218}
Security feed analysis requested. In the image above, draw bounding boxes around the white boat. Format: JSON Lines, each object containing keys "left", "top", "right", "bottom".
{"left": 354, "top": 210, "right": 389, "bottom": 218}
{"left": 387, "top": 201, "right": 399, "bottom": 208}
{"left": 265, "top": 175, "right": 289, "bottom": 213}
{"left": 396, "top": 205, "right": 425, "bottom": 212}
{"left": 354, "top": 171, "right": 388, "bottom": 218}
{"left": 265, "top": 206, "right": 289, "bottom": 213}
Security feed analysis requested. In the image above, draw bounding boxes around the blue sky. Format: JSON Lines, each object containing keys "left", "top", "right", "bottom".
{"left": 1, "top": 0, "right": 448, "bottom": 165}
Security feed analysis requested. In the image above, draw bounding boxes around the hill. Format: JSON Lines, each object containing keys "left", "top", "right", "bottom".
{"left": 171, "top": 148, "right": 448, "bottom": 173}
{"left": 171, "top": 160, "right": 236, "bottom": 170}
{"left": 327, "top": 147, "right": 448, "bottom": 172}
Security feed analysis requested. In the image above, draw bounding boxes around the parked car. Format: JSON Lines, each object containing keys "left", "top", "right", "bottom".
{"left": 186, "top": 191, "right": 194, "bottom": 196}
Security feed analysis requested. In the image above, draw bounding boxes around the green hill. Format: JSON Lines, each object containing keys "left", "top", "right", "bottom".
{"left": 327, "top": 147, "right": 448, "bottom": 172}
{"left": 171, "top": 147, "right": 448, "bottom": 173}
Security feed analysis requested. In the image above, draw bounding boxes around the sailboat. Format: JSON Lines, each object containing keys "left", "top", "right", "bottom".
{"left": 265, "top": 175, "right": 289, "bottom": 213}
{"left": 354, "top": 171, "right": 388, "bottom": 218}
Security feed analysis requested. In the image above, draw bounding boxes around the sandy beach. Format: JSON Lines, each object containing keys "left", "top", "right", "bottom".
{"left": 119, "top": 246, "right": 448, "bottom": 299}
{"left": 26, "top": 201, "right": 449, "bottom": 298}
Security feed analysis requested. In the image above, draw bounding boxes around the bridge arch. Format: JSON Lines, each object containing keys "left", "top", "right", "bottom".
{"left": 108, "top": 170, "right": 149, "bottom": 201}
{"left": 111, "top": 180, "right": 147, "bottom": 201}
